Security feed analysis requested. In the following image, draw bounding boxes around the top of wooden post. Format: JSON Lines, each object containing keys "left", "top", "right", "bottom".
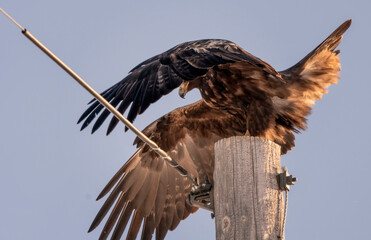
{"left": 214, "top": 136, "right": 284, "bottom": 240}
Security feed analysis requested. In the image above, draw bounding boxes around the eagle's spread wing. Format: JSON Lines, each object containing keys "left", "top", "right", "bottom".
{"left": 275, "top": 20, "right": 351, "bottom": 138}
{"left": 88, "top": 100, "right": 245, "bottom": 240}
{"left": 280, "top": 19, "right": 351, "bottom": 78}
{"left": 77, "top": 39, "right": 276, "bottom": 135}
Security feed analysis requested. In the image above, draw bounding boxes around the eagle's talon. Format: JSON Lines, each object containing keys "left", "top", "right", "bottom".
{"left": 187, "top": 180, "right": 214, "bottom": 212}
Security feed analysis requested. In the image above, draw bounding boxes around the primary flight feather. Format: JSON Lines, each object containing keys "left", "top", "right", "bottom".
{"left": 78, "top": 20, "right": 351, "bottom": 240}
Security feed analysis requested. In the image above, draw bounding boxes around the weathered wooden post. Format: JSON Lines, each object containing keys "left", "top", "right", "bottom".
{"left": 214, "top": 136, "right": 284, "bottom": 240}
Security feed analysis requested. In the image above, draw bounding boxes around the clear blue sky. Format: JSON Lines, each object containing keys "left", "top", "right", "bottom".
{"left": 1, "top": 1, "right": 370, "bottom": 239}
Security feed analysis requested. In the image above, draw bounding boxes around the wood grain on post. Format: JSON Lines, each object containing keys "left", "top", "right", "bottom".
{"left": 214, "top": 136, "right": 284, "bottom": 240}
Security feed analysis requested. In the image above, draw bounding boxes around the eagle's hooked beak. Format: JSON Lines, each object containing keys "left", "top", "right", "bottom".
{"left": 179, "top": 81, "right": 190, "bottom": 99}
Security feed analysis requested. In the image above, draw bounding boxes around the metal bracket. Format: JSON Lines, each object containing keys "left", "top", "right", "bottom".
{"left": 277, "top": 166, "right": 297, "bottom": 191}
{"left": 187, "top": 178, "right": 214, "bottom": 212}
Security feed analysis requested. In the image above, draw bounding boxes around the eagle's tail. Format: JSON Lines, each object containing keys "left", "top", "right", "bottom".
{"left": 277, "top": 20, "right": 351, "bottom": 132}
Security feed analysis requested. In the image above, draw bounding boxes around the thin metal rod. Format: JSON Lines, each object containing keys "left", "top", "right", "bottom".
{"left": 0, "top": 8, "right": 24, "bottom": 31}
{"left": 0, "top": 8, "right": 198, "bottom": 186}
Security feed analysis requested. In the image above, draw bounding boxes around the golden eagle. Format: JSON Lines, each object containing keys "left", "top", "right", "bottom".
{"left": 78, "top": 20, "right": 351, "bottom": 240}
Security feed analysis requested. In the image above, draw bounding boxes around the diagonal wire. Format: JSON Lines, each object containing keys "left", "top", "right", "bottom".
{"left": 0, "top": 7, "right": 198, "bottom": 187}
{"left": 0, "top": 8, "right": 24, "bottom": 30}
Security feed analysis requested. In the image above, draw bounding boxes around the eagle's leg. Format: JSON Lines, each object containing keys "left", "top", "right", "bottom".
{"left": 187, "top": 177, "right": 213, "bottom": 212}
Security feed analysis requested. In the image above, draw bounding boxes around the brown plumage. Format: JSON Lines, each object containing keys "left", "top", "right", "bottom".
{"left": 78, "top": 20, "right": 351, "bottom": 239}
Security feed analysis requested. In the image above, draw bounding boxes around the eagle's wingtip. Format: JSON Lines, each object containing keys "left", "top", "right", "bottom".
{"left": 345, "top": 19, "right": 352, "bottom": 28}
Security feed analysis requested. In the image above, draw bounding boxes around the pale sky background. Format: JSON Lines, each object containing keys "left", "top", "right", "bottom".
{"left": 1, "top": 1, "right": 370, "bottom": 239}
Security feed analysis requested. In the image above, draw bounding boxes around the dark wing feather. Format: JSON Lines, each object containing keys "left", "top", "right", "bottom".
{"left": 92, "top": 98, "right": 121, "bottom": 134}
{"left": 89, "top": 100, "right": 247, "bottom": 240}
{"left": 78, "top": 39, "right": 276, "bottom": 134}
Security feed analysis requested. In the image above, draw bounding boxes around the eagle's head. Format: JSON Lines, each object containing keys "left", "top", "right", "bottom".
{"left": 178, "top": 81, "right": 190, "bottom": 98}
